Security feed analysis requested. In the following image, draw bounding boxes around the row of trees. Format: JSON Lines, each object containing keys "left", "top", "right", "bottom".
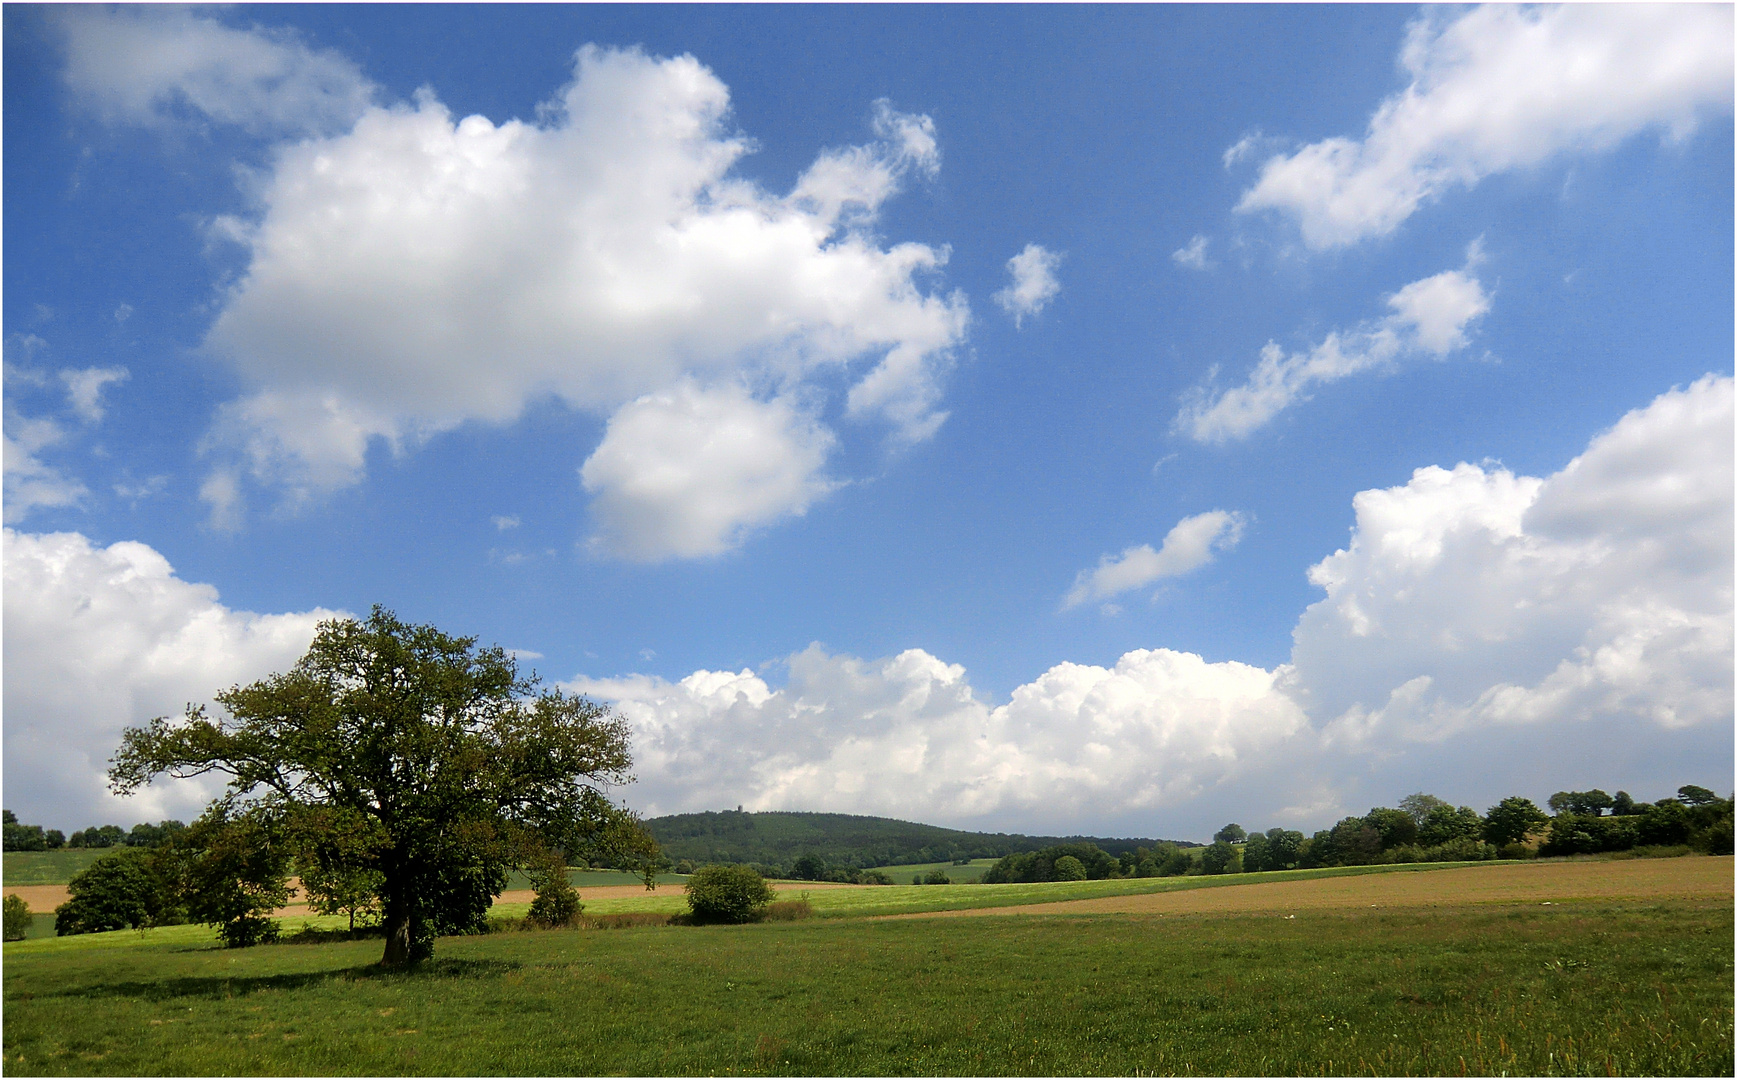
{"left": 2, "top": 812, "right": 189, "bottom": 852}
{"left": 51, "top": 608, "right": 658, "bottom": 966}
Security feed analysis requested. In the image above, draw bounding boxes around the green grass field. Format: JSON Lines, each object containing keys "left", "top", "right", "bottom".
{"left": 863, "top": 858, "right": 999, "bottom": 883}
{"left": 3, "top": 850, "right": 112, "bottom": 885}
{"left": 4, "top": 898, "right": 1729, "bottom": 1076}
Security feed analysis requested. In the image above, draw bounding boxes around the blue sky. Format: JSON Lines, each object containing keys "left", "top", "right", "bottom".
{"left": 5, "top": 4, "right": 1732, "bottom": 840}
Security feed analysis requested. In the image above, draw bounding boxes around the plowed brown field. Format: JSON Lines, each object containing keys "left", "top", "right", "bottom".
{"left": 884, "top": 856, "right": 1733, "bottom": 919}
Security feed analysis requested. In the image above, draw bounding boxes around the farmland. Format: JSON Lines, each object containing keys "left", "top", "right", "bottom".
{"left": 4, "top": 857, "right": 1730, "bottom": 1075}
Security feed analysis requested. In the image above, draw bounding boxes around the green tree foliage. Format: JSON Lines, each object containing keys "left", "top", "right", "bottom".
{"left": 981, "top": 843, "right": 1119, "bottom": 883}
{"left": 684, "top": 863, "right": 774, "bottom": 923}
{"left": 167, "top": 808, "right": 293, "bottom": 948}
{"left": 54, "top": 848, "right": 178, "bottom": 935}
{"left": 2, "top": 811, "right": 59, "bottom": 852}
{"left": 791, "top": 853, "right": 827, "bottom": 881}
{"left": 1363, "top": 807, "right": 1418, "bottom": 849}
{"left": 1199, "top": 841, "right": 1240, "bottom": 875}
{"left": 1050, "top": 856, "right": 1086, "bottom": 881}
{"left": 1157, "top": 845, "right": 1194, "bottom": 877}
{"left": 1212, "top": 823, "right": 1246, "bottom": 844}
{"left": 526, "top": 852, "right": 583, "bottom": 928}
{"left": 1417, "top": 805, "right": 1483, "bottom": 847}
{"left": 3, "top": 894, "right": 32, "bottom": 941}
{"left": 293, "top": 806, "right": 385, "bottom": 933}
{"left": 108, "top": 607, "right": 648, "bottom": 967}
{"left": 1398, "top": 793, "right": 1452, "bottom": 826}
{"left": 1240, "top": 830, "right": 1271, "bottom": 872}
{"left": 1548, "top": 790, "right": 1614, "bottom": 816}
{"left": 1677, "top": 785, "right": 1718, "bottom": 807}
{"left": 1611, "top": 790, "right": 1637, "bottom": 816}
{"left": 1262, "top": 829, "right": 1305, "bottom": 870}
{"left": 1482, "top": 797, "right": 1549, "bottom": 846}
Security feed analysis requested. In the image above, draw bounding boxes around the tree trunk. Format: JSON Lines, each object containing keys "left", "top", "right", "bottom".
{"left": 381, "top": 898, "right": 414, "bottom": 967}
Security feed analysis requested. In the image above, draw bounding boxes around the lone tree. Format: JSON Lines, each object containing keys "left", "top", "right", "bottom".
{"left": 109, "top": 607, "right": 650, "bottom": 966}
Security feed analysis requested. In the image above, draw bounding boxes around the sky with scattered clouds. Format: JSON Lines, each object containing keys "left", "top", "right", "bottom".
{"left": 5, "top": 4, "right": 1731, "bottom": 840}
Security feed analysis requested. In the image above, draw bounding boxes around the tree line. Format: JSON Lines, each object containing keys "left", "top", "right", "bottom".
{"left": 3, "top": 812, "right": 187, "bottom": 852}
{"left": 969, "top": 786, "right": 1732, "bottom": 883}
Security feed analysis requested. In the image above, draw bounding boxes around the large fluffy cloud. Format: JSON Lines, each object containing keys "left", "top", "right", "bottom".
{"left": 1236, "top": 4, "right": 1734, "bottom": 248}
{"left": 1176, "top": 253, "right": 1489, "bottom": 443}
{"left": 187, "top": 43, "right": 967, "bottom": 552}
{"left": 578, "top": 376, "right": 1730, "bottom": 834}
{"left": 569, "top": 645, "right": 1308, "bottom": 834}
{"left": 2, "top": 529, "right": 340, "bottom": 826}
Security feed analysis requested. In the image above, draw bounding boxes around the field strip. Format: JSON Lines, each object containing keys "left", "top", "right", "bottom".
{"left": 878, "top": 856, "right": 1735, "bottom": 919}
{"left": 2, "top": 885, "right": 68, "bottom": 910}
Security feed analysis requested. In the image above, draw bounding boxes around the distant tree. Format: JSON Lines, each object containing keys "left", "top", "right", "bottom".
{"left": 1213, "top": 824, "right": 1247, "bottom": 845}
{"left": 1417, "top": 805, "right": 1483, "bottom": 847}
{"left": 1364, "top": 807, "right": 1418, "bottom": 849}
{"left": 1263, "top": 829, "right": 1304, "bottom": 871}
{"left": 1199, "top": 842, "right": 1239, "bottom": 875}
{"left": 791, "top": 854, "right": 826, "bottom": 881}
{"left": 44, "top": 829, "right": 64, "bottom": 850}
{"left": 684, "top": 864, "right": 773, "bottom": 923}
{"left": 1398, "top": 793, "right": 1452, "bottom": 827}
{"left": 1482, "top": 797, "right": 1549, "bottom": 846}
{"left": 55, "top": 848, "right": 176, "bottom": 935}
{"left": 1241, "top": 831, "right": 1271, "bottom": 872}
{"left": 1610, "top": 791, "right": 1637, "bottom": 816}
{"left": 1157, "top": 846, "right": 1193, "bottom": 877}
{"left": 108, "top": 607, "right": 644, "bottom": 967}
{"left": 1050, "top": 856, "right": 1086, "bottom": 881}
{"left": 1678, "top": 785, "right": 1719, "bottom": 807}
{"left": 3, "top": 894, "right": 32, "bottom": 941}
{"left": 923, "top": 868, "right": 953, "bottom": 885}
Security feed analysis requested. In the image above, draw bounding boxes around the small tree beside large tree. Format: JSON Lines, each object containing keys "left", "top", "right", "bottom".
{"left": 109, "top": 607, "right": 654, "bottom": 966}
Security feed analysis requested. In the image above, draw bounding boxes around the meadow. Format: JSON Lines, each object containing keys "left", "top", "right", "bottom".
{"left": 4, "top": 858, "right": 1730, "bottom": 1076}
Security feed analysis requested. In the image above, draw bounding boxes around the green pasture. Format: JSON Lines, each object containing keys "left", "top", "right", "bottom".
{"left": 5, "top": 897, "right": 1729, "bottom": 1076}
{"left": 862, "top": 858, "right": 999, "bottom": 883}
{"left": 4, "top": 850, "right": 111, "bottom": 885}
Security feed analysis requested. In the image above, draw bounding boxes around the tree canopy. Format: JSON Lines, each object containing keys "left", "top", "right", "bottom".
{"left": 109, "top": 606, "right": 650, "bottom": 966}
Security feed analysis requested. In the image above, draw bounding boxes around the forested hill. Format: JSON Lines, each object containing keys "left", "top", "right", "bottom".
{"left": 643, "top": 810, "right": 1194, "bottom": 869}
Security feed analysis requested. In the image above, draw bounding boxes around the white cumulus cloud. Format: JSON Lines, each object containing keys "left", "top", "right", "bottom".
{"left": 190, "top": 44, "right": 967, "bottom": 554}
{"left": 1236, "top": 4, "right": 1735, "bottom": 248}
{"left": 579, "top": 382, "right": 839, "bottom": 560}
{"left": 58, "top": 5, "right": 376, "bottom": 134}
{"left": 1175, "top": 251, "right": 1489, "bottom": 443}
{"left": 2, "top": 529, "right": 343, "bottom": 826}
{"left": 569, "top": 644, "right": 1307, "bottom": 835}
{"left": 1064, "top": 510, "right": 1246, "bottom": 608}
{"left": 993, "top": 244, "right": 1062, "bottom": 327}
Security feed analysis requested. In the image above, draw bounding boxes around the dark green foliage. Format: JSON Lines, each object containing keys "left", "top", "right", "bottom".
{"left": 54, "top": 848, "right": 176, "bottom": 935}
{"left": 646, "top": 809, "right": 1184, "bottom": 874}
{"left": 526, "top": 853, "right": 583, "bottom": 928}
{"left": 1240, "top": 831, "right": 1271, "bottom": 872}
{"left": 1677, "top": 784, "right": 1718, "bottom": 807}
{"left": 68, "top": 825, "right": 126, "bottom": 849}
{"left": 1363, "top": 807, "right": 1418, "bottom": 848}
{"left": 1199, "top": 841, "right": 1239, "bottom": 875}
{"left": 981, "top": 842, "right": 1119, "bottom": 883}
{"left": 1611, "top": 790, "right": 1637, "bottom": 815}
{"left": 791, "top": 853, "right": 827, "bottom": 881}
{"left": 1548, "top": 790, "right": 1614, "bottom": 816}
{"left": 1482, "top": 797, "right": 1549, "bottom": 846}
{"left": 2, "top": 812, "right": 57, "bottom": 852}
{"left": 3, "top": 894, "right": 31, "bottom": 941}
{"left": 1262, "top": 828, "right": 1304, "bottom": 870}
{"left": 1212, "top": 823, "right": 1246, "bottom": 844}
{"left": 1049, "top": 856, "right": 1086, "bottom": 881}
{"left": 1418, "top": 804, "right": 1483, "bottom": 847}
{"left": 108, "top": 607, "right": 642, "bottom": 967}
{"left": 923, "top": 868, "right": 953, "bottom": 885}
{"left": 1397, "top": 792, "right": 1451, "bottom": 825}
{"left": 683, "top": 863, "right": 774, "bottom": 923}
{"left": 168, "top": 808, "right": 293, "bottom": 948}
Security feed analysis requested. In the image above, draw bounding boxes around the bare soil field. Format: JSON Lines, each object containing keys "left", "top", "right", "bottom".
{"left": 1, "top": 885, "right": 67, "bottom": 911}
{"left": 887, "top": 856, "right": 1734, "bottom": 919}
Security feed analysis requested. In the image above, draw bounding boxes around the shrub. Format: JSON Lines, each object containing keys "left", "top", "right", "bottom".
{"left": 684, "top": 863, "right": 774, "bottom": 923}
{"left": 4, "top": 894, "right": 32, "bottom": 941}
{"left": 55, "top": 848, "right": 174, "bottom": 935}
{"left": 526, "top": 854, "right": 583, "bottom": 928}
{"left": 922, "top": 869, "right": 952, "bottom": 885}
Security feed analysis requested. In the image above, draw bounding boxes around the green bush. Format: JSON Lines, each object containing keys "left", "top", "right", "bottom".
{"left": 3, "top": 894, "right": 31, "bottom": 941}
{"left": 684, "top": 863, "right": 774, "bottom": 924}
{"left": 526, "top": 855, "right": 583, "bottom": 928}
{"left": 54, "top": 848, "right": 175, "bottom": 935}
{"left": 922, "top": 869, "right": 952, "bottom": 885}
